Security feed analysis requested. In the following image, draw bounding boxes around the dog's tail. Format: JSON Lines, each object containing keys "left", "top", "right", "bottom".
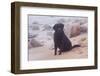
{"left": 72, "top": 45, "right": 81, "bottom": 49}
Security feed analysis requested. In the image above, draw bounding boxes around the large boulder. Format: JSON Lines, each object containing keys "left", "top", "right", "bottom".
{"left": 28, "top": 38, "right": 43, "bottom": 49}
{"left": 32, "top": 25, "right": 40, "bottom": 30}
{"left": 43, "top": 24, "right": 52, "bottom": 31}
{"left": 64, "top": 23, "right": 81, "bottom": 38}
{"left": 64, "top": 23, "right": 72, "bottom": 38}
{"left": 80, "top": 23, "right": 88, "bottom": 33}
{"left": 47, "top": 31, "right": 53, "bottom": 38}
{"left": 70, "top": 23, "right": 81, "bottom": 37}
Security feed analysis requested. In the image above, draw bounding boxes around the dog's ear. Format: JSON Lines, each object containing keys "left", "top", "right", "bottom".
{"left": 53, "top": 24, "right": 57, "bottom": 30}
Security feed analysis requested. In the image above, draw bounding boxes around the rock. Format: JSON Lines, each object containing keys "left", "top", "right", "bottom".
{"left": 43, "top": 24, "right": 52, "bottom": 31}
{"left": 32, "top": 25, "right": 40, "bottom": 30}
{"left": 64, "top": 24, "right": 72, "bottom": 38}
{"left": 80, "top": 23, "right": 88, "bottom": 33}
{"left": 29, "top": 38, "right": 43, "bottom": 48}
{"left": 47, "top": 31, "right": 53, "bottom": 38}
{"left": 70, "top": 23, "right": 81, "bottom": 37}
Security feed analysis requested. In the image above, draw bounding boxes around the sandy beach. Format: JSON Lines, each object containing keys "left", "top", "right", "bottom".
{"left": 28, "top": 33, "right": 88, "bottom": 61}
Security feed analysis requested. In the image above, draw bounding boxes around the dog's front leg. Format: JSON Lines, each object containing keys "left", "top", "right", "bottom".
{"left": 54, "top": 44, "right": 57, "bottom": 55}
{"left": 59, "top": 46, "right": 63, "bottom": 55}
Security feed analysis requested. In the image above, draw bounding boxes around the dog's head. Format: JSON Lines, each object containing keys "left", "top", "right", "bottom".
{"left": 53, "top": 23, "right": 64, "bottom": 31}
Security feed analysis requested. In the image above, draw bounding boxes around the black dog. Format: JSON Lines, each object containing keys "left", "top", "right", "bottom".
{"left": 53, "top": 23, "right": 80, "bottom": 55}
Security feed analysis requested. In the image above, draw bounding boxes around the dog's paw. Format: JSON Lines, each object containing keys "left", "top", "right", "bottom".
{"left": 59, "top": 51, "right": 62, "bottom": 55}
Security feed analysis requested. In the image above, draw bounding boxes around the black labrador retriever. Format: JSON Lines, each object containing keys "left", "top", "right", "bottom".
{"left": 53, "top": 23, "right": 80, "bottom": 55}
